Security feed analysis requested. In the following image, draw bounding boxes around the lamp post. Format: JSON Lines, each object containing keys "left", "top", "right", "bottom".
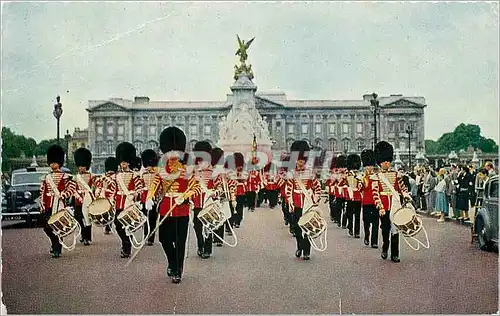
{"left": 405, "top": 126, "right": 413, "bottom": 171}
{"left": 370, "top": 92, "right": 380, "bottom": 148}
{"left": 64, "top": 130, "right": 71, "bottom": 162}
{"left": 53, "top": 95, "right": 63, "bottom": 144}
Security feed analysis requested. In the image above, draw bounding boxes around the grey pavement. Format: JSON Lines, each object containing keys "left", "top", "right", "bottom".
{"left": 1, "top": 203, "right": 498, "bottom": 314}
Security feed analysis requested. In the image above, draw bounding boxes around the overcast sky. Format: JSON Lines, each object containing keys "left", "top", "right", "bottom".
{"left": 2, "top": 2, "right": 499, "bottom": 143}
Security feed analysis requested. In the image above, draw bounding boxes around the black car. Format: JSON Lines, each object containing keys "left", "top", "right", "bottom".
{"left": 2, "top": 166, "right": 71, "bottom": 226}
{"left": 474, "top": 175, "right": 498, "bottom": 251}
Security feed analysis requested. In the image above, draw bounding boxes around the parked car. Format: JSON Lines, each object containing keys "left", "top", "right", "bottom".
{"left": 2, "top": 166, "right": 71, "bottom": 226}
{"left": 474, "top": 175, "right": 498, "bottom": 251}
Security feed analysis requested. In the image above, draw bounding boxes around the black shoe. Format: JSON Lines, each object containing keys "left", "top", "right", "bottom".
{"left": 147, "top": 241, "right": 154, "bottom": 246}
{"left": 348, "top": 230, "right": 353, "bottom": 236}
{"left": 371, "top": 244, "right": 378, "bottom": 249}
{"left": 166, "top": 267, "right": 173, "bottom": 277}
{"left": 336, "top": 223, "right": 341, "bottom": 227}
{"left": 227, "top": 231, "right": 233, "bottom": 236}
{"left": 83, "top": 240, "right": 90, "bottom": 246}
{"left": 51, "top": 250, "right": 61, "bottom": 258}
{"left": 121, "top": 251, "right": 130, "bottom": 258}
{"left": 330, "top": 217, "right": 334, "bottom": 222}
{"left": 234, "top": 224, "right": 240, "bottom": 228}
{"left": 104, "top": 230, "right": 111, "bottom": 235}
{"left": 197, "top": 250, "right": 203, "bottom": 257}
{"left": 216, "top": 242, "right": 223, "bottom": 247}
{"left": 354, "top": 235, "right": 360, "bottom": 239}
{"left": 284, "top": 220, "right": 289, "bottom": 226}
{"left": 391, "top": 256, "right": 400, "bottom": 263}
{"left": 201, "top": 253, "right": 210, "bottom": 259}
{"left": 172, "top": 275, "right": 181, "bottom": 284}
{"left": 50, "top": 247, "right": 54, "bottom": 254}
{"left": 303, "top": 255, "right": 310, "bottom": 260}
{"left": 364, "top": 239, "right": 369, "bottom": 246}
{"left": 80, "top": 238, "right": 85, "bottom": 243}
{"left": 342, "top": 226, "right": 347, "bottom": 229}
{"left": 295, "top": 249, "right": 302, "bottom": 258}
{"left": 381, "top": 252, "right": 388, "bottom": 260}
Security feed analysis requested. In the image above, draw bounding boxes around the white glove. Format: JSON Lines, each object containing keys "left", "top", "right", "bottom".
{"left": 135, "top": 201, "right": 143, "bottom": 209}
{"left": 231, "top": 200, "right": 237, "bottom": 209}
{"left": 145, "top": 199, "right": 154, "bottom": 211}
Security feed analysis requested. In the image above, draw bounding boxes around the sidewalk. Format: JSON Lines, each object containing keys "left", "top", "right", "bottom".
{"left": 415, "top": 209, "right": 473, "bottom": 227}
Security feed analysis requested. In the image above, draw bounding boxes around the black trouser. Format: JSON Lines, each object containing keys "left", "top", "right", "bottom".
{"left": 281, "top": 197, "right": 291, "bottom": 223}
{"left": 42, "top": 209, "right": 62, "bottom": 253}
{"left": 246, "top": 191, "right": 257, "bottom": 209}
{"left": 267, "top": 190, "right": 279, "bottom": 208}
{"left": 380, "top": 210, "right": 399, "bottom": 257}
{"left": 328, "top": 195, "right": 336, "bottom": 221}
{"left": 362, "top": 204, "right": 379, "bottom": 246}
{"left": 193, "top": 208, "right": 213, "bottom": 253}
{"left": 105, "top": 224, "right": 112, "bottom": 233}
{"left": 159, "top": 215, "right": 189, "bottom": 277}
{"left": 114, "top": 209, "right": 132, "bottom": 255}
{"left": 346, "top": 200, "right": 361, "bottom": 236}
{"left": 334, "top": 198, "right": 345, "bottom": 226}
{"left": 74, "top": 205, "right": 92, "bottom": 241}
{"left": 290, "top": 207, "right": 311, "bottom": 256}
{"left": 142, "top": 204, "right": 158, "bottom": 243}
{"left": 233, "top": 195, "right": 245, "bottom": 225}
{"left": 257, "top": 189, "right": 267, "bottom": 207}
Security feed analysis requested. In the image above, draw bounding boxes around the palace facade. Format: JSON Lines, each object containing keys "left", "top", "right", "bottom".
{"left": 87, "top": 92, "right": 426, "bottom": 173}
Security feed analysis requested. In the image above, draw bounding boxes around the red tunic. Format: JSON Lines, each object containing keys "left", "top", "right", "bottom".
{"left": 246, "top": 170, "right": 261, "bottom": 192}
{"left": 284, "top": 170, "right": 322, "bottom": 208}
{"left": 74, "top": 172, "right": 95, "bottom": 206}
{"left": 40, "top": 171, "right": 76, "bottom": 211}
{"left": 361, "top": 174, "right": 375, "bottom": 206}
{"left": 114, "top": 170, "right": 143, "bottom": 210}
{"left": 192, "top": 167, "right": 215, "bottom": 209}
{"left": 324, "top": 178, "right": 337, "bottom": 196}
{"left": 372, "top": 170, "right": 408, "bottom": 211}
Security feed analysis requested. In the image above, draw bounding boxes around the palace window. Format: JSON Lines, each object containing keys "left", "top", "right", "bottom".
{"left": 190, "top": 125, "right": 198, "bottom": 136}
{"left": 94, "top": 142, "right": 103, "bottom": 154}
{"left": 342, "top": 123, "right": 349, "bottom": 135}
{"left": 204, "top": 125, "right": 211, "bottom": 135}
{"left": 149, "top": 125, "right": 156, "bottom": 136}
{"left": 288, "top": 125, "right": 294, "bottom": 134}
{"left": 343, "top": 139, "right": 350, "bottom": 152}
{"left": 328, "top": 139, "right": 336, "bottom": 151}
{"left": 315, "top": 124, "right": 322, "bottom": 134}
{"left": 107, "top": 124, "right": 114, "bottom": 135}
{"left": 118, "top": 125, "right": 124, "bottom": 135}
{"left": 135, "top": 126, "right": 142, "bottom": 135}
{"left": 97, "top": 125, "right": 103, "bottom": 135}
{"left": 301, "top": 123, "right": 308, "bottom": 134}
{"left": 134, "top": 141, "right": 143, "bottom": 153}
{"left": 106, "top": 141, "right": 113, "bottom": 154}
{"left": 356, "top": 123, "right": 363, "bottom": 135}
{"left": 357, "top": 141, "right": 364, "bottom": 152}
{"left": 389, "top": 122, "right": 395, "bottom": 133}
{"left": 329, "top": 123, "right": 336, "bottom": 135}
{"left": 399, "top": 121, "right": 405, "bottom": 132}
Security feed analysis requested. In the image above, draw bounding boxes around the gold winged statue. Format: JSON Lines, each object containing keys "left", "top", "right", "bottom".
{"left": 235, "top": 35, "right": 255, "bottom": 64}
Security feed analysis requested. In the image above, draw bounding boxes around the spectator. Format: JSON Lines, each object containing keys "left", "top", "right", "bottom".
{"left": 434, "top": 168, "right": 449, "bottom": 222}
{"left": 456, "top": 165, "right": 473, "bottom": 221}
{"left": 424, "top": 168, "right": 437, "bottom": 215}
{"left": 484, "top": 161, "right": 497, "bottom": 177}
{"left": 408, "top": 172, "right": 418, "bottom": 206}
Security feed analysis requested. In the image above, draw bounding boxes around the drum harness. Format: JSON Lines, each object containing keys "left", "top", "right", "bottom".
{"left": 378, "top": 173, "right": 430, "bottom": 251}
{"left": 45, "top": 173, "right": 81, "bottom": 251}
{"left": 76, "top": 174, "right": 95, "bottom": 227}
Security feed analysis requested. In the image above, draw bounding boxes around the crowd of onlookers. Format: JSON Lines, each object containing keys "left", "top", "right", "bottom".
{"left": 401, "top": 161, "right": 497, "bottom": 224}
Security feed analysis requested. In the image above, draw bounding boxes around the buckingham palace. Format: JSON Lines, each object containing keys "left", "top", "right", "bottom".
{"left": 87, "top": 90, "right": 426, "bottom": 173}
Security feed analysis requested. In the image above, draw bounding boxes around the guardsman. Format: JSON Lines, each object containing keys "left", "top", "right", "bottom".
{"left": 263, "top": 162, "right": 279, "bottom": 209}
{"left": 324, "top": 157, "right": 337, "bottom": 222}
{"left": 94, "top": 156, "right": 118, "bottom": 234}
{"left": 285, "top": 140, "right": 322, "bottom": 260}
{"left": 40, "top": 145, "right": 77, "bottom": 258}
{"left": 140, "top": 149, "right": 161, "bottom": 246}
{"left": 212, "top": 149, "right": 237, "bottom": 247}
{"left": 345, "top": 154, "right": 363, "bottom": 238}
{"left": 372, "top": 141, "right": 411, "bottom": 263}
{"left": 246, "top": 157, "right": 261, "bottom": 211}
{"left": 73, "top": 147, "right": 96, "bottom": 245}
{"left": 229, "top": 152, "right": 247, "bottom": 228}
{"left": 360, "top": 149, "right": 379, "bottom": 248}
{"left": 151, "top": 126, "right": 201, "bottom": 283}
{"left": 277, "top": 154, "right": 294, "bottom": 235}
{"left": 334, "top": 155, "right": 348, "bottom": 228}
{"left": 191, "top": 141, "right": 215, "bottom": 257}
{"left": 114, "top": 142, "right": 144, "bottom": 258}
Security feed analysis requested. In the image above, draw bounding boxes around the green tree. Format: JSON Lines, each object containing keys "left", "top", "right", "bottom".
{"left": 425, "top": 124, "right": 498, "bottom": 154}
{"left": 425, "top": 140, "right": 439, "bottom": 154}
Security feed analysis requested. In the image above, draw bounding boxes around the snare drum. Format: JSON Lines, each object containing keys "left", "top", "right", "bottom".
{"left": 391, "top": 207, "right": 422, "bottom": 237}
{"left": 197, "top": 200, "right": 224, "bottom": 230}
{"left": 88, "top": 198, "right": 115, "bottom": 227}
{"left": 298, "top": 210, "right": 326, "bottom": 238}
{"left": 116, "top": 204, "right": 147, "bottom": 233}
{"left": 48, "top": 208, "right": 79, "bottom": 238}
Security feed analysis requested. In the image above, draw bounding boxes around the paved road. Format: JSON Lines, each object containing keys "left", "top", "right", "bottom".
{"left": 1, "top": 204, "right": 498, "bottom": 314}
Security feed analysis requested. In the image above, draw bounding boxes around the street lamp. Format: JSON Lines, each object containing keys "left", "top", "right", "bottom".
{"left": 53, "top": 95, "right": 63, "bottom": 144}
{"left": 64, "top": 130, "right": 72, "bottom": 162}
{"left": 405, "top": 126, "right": 413, "bottom": 171}
{"left": 370, "top": 92, "right": 380, "bottom": 149}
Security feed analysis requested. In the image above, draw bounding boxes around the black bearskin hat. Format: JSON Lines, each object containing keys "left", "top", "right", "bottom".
{"left": 193, "top": 141, "right": 212, "bottom": 165}
{"left": 290, "top": 140, "right": 310, "bottom": 160}
{"left": 47, "top": 144, "right": 65, "bottom": 166}
{"left": 131, "top": 156, "right": 142, "bottom": 170}
{"left": 159, "top": 126, "right": 186, "bottom": 153}
{"left": 115, "top": 142, "right": 136, "bottom": 164}
{"left": 141, "top": 149, "right": 159, "bottom": 167}
{"left": 347, "top": 154, "right": 361, "bottom": 171}
{"left": 74, "top": 147, "right": 92, "bottom": 169}
{"left": 361, "top": 149, "right": 376, "bottom": 167}
{"left": 336, "top": 155, "right": 347, "bottom": 169}
{"left": 210, "top": 147, "right": 224, "bottom": 166}
{"left": 374, "top": 141, "right": 394, "bottom": 164}
{"left": 234, "top": 152, "right": 245, "bottom": 168}
{"left": 104, "top": 157, "right": 118, "bottom": 172}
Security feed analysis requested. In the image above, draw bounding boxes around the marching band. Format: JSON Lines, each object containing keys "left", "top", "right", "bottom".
{"left": 39, "top": 126, "right": 429, "bottom": 282}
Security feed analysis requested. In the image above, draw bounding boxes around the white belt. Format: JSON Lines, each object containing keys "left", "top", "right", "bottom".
{"left": 164, "top": 193, "right": 183, "bottom": 197}
{"left": 293, "top": 190, "right": 305, "bottom": 193}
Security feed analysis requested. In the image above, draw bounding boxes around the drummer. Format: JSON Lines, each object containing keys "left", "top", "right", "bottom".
{"left": 284, "top": 140, "right": 322, "bottom": 260}
{"left": 95, "top": 156, "right": 118, "bottom": 234}
{"left": 140, "top": 149, "right": 161, "bottom": 246}
{"left": 40, "top": 145, "right": 77, "bottom": 258}
{"left": 114, "top": 142, "right": 144, "bottom": 258}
